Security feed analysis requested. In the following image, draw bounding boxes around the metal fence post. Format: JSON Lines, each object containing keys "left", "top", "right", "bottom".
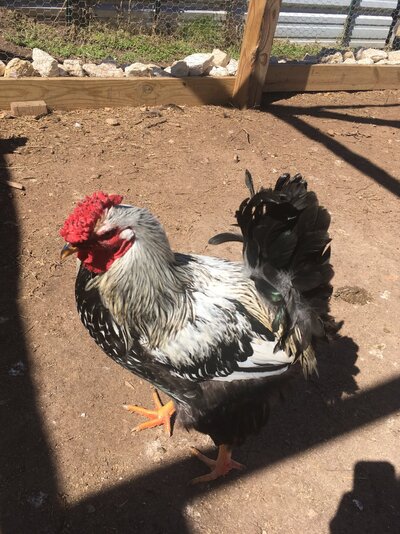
{"left": 342, "top": 0, "right": 361, "bottom": 47}
{"left": 385, "top": 0, "right": 400, "bottom": 49}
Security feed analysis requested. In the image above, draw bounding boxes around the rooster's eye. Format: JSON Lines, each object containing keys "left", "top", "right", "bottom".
{"left": 99, "top": 229, "right": 116, "bottom": 241}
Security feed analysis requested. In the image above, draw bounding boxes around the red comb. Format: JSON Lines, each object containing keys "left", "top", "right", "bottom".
{"left": 60, "top": 191, "right": 123, "bottom": 244}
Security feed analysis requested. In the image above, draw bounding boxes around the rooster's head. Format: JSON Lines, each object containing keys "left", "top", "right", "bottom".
{"left": 60, "top": 191, "right": 171, "bottom": 274}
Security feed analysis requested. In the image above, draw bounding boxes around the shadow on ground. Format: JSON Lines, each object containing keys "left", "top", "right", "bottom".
{"left": 0, "top": 137, "right": 63, "bottom": 533}
{"left": 330, "top": 461, "right": 400, "bottom": 533}
{"left": 262, "top": 95, "right": 400, "bottom": 197}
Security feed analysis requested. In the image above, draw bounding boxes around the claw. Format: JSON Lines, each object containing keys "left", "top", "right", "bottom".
{"left": 123, "top": 390, "right": 175, "bottom": 436}
{"left": 190, "top": 445, "right": 245, "bottom": 484}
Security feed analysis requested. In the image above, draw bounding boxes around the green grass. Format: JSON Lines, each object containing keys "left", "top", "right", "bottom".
{"left": 2, "top": 10, "right": 325, "bottom": 65}
{"left": 271, "top": 40, "right": 325, "bottom": 60}
{"left": 2, "top": 11, "right": 237, "bottom": 64}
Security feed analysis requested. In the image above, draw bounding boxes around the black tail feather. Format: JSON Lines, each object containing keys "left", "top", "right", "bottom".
{"left": 208, "top": 232, "right": 243, "bottom": 245}
{"left": 210, "top": 171, "right": 336, "bottom": 367}
{"left": 245, "top": 168, "right": 255, "bottom": 197}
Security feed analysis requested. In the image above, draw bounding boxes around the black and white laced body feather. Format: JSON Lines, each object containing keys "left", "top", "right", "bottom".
{"left": 74, "top": 173, "right": 334, "bottom": 446}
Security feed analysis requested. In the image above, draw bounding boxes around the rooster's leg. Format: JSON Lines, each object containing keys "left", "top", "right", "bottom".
{"left": 190, "top": 445, "right": 245, "bottom": 484}
{"left": 123, "top": 390, "right": 175, "bottom": 435}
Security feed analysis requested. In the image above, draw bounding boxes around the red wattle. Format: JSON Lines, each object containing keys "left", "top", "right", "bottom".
{"left": 79, "top": 239, "right": 133, "bottom": 274}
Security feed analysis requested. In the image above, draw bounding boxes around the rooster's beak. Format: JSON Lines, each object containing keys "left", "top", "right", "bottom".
{"left": 61, "top": 243, "right": 78, "bottom": 261}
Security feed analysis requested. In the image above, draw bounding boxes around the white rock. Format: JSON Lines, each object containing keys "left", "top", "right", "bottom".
{"left": 4, "top": 58, "right": 36, "bottom": 78}
{"left": 211, "top": 48, "right": 230, "bottom": 68}
{"left": 209, "top": 66, "right": 229, "bottom": 77}
{"left": 388, "top": 50, "right": 400, "bottom": 63}
{"left": 278, "top": 59, "right": 287, "bottom": 64}
{"left": 343, "top": 51, "right": 355, "bottom": 61}
{"left": 63, "top": 59, "right": 85, "bottom": 77}
{"left": 378, "top": 59, "right": 400, "bottom": 65}
{"left": 357, "top": 58, "right": 374, "bottom": 65}
{"left": 360, "top": 48, "right": 387, "bottom": 62}
{"left": 124, "top": 62, "right": 169, "bottom": 77}
{"left": 83, "top": 63, "right": 124, "bottom": 78}
{"left": 320, "top": 52, "right": 343, "bottom": 64}
{"left": 356, "top": 48, "right": 365, "bottom": 60}
{"left": 226, "top": 58, "right": 239, "bottom": 75}
{"left": 125, "top": 62, "right": 152, "bottom": 77}
{"left": 0, "top": 60, "right": 5, "bottom": 76}
{"left": 344, "top": 58, "right": 357, "bottom": 64}
{"left": 58, "top": 64, "right": 68, "bottom": 76}
{"left": 184, "top": 53, "right": 214, "bottom": 76}
{"left": 32, "top": 48, "right": 59, "bottom": 77}
{"left": 168, "top": 60, "right": 189, "bottom": 77}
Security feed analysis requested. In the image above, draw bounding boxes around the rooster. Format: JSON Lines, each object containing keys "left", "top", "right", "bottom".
{"left": 60, "top": 171, "right": 334, "bottom": 484}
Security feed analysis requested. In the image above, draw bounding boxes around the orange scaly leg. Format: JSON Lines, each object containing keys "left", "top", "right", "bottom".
{"left": 190, "top": 444, "right": 245, "bottom": 484}
{"left": 123, "top": 390, "right": 175, "bottom": 436}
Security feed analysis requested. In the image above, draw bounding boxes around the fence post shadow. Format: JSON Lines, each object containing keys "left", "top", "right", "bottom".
{"left": 0, "top": 137, "right": 62, "bottom": 534}
{"left": 263, "top": 99, "right": 400, "bottom": 198}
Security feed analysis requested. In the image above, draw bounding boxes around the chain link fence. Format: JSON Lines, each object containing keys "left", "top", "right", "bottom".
{"left": 276, "top": 0, "right": 400, "bottom": 49}
{"left": 0, "top": 1, "right": 399, "bottom": 64}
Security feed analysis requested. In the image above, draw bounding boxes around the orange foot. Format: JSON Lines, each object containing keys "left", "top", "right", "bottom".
{"left": 123, "top": 390, "right": 175, "bottom": 436}
{"left": 190, "top": 444, "right": 245, "bottom": 484}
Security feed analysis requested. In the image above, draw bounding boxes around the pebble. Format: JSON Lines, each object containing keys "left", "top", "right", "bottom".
{"left": 27, "top": 492, "right": 48, "bottom": 508}
{"left": 8, "top": 361, "right": 26, "bottom": 376}
{"left": 106, "top": 118, "right": 120, "bottom": 126}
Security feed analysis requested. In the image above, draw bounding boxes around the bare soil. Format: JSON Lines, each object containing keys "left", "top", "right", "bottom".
{"left": 1, "top": 90, "right": 399, "bottom": 534}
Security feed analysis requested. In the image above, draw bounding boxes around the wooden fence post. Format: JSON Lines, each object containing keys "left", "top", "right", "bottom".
{"left": 233, "top": 0, "right": 282, "bottom": 109}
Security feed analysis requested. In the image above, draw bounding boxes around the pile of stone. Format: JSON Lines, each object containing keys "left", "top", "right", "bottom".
{"left": 1, "top": 47, "right": 399, "bottom": 79}
{"left": 278, "top": 48, "right": 400, "bottom": 65}
{"left": 0, "top": 48, "right": 238, "bottom": 79}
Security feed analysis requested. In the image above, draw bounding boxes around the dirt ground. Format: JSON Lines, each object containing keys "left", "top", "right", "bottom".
{"left": 1, "top": 90, "right": 399, "bottom": 534}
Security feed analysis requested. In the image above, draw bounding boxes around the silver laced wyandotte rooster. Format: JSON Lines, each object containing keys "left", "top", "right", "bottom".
{"left": 60, "top": 171, "right": 334, "bottom": 484}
